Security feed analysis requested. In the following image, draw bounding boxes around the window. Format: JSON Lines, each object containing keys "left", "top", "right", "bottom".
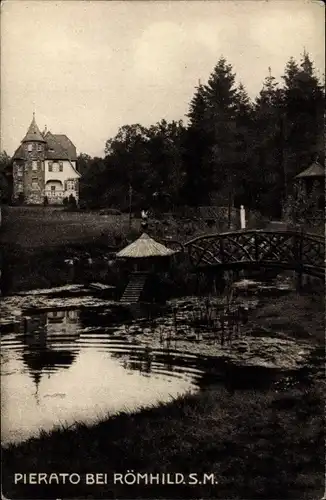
{"left": 59, "top": 161, "right": 63, "bottom": 172}
{"left": 52, "top": 163, "right": 59, "bottom": 173}
{"left": 37, "top": 144, "right": 42, "bottom": 152}
{"left": 67, "top": 180, "right": 75, "bottom": 190}
{"left": 32, "top": 161, "right": 38, "bottom": 171}
{"left": 51, "top": 185, "right": 56, "bottom": 191}
{"left": 48, "top": 162, "right": 53, "bottom": 172}
{"left": 27, "top": 144, "right": 33, "bottom": 152}
{"left": 17, "top": 183, "right": 23, "bottom": 192}
{"left": 31, "top": 180, "right": 39, "bottom": 190}
{"left": 37, "top": 161, "right": 42, "bottom": 169}
{"left": 16, "top": 166, "right": 23, "bottom": 177}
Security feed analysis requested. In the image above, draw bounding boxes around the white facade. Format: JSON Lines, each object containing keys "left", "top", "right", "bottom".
{"left": 44, "top": 159, "right": 80, "bottom": 203}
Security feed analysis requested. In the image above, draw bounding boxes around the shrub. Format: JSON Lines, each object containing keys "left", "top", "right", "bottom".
{"left": 99, "top": 208, "right": 122, "bottom": 216}
{"left": 68, "top": 194, "right": 77, "bottom": 207}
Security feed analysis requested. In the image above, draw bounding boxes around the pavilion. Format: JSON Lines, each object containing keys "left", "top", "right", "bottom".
{"left": 116, "top": 233, "right": 177, "bottom": 303}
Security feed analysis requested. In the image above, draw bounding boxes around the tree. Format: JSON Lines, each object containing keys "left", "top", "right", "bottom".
{"left": 0, "top": 151, "right": 12, "bottom": 203}
{"left": 77, "top": 153, "right": 93, "bottom": 177}
{"left": 204, "top": 57, "right": 246, "bottom": 224}
{"left": 146, "top": 119, "right": 187, "bottom": 209}
{"left": 251, "top": 67, "right": 284, "bottom": 216}
{"left": 187, "top": 83, "right": 207, "bottom": 130}
{"left": 281, "top": 51, "right": 325, "bottom": 179}
{"left": 184, "top": 83, "right": 212, "bottom": 205}
{"left": 232, "top": 82, "right": 255, "bottom": 207}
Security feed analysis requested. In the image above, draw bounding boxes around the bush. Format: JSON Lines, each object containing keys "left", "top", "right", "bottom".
{"left": 68, "top": 194, "right": 77, "bottom": 207}
{"left": 99, "top": 208, "right": 122, "bottom": 216}
{"left": 17, "top": 193, "right": 25, "bottom": 205}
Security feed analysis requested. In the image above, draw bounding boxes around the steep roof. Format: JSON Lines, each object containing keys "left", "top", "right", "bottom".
{"left": 13, "top": 117, "right": 78, "bottom": 168}
{"left": 116, "top": 233, "right": 177, "bottom": 258}
{"left": 54, "top": 134, "right": 77, "bottom": 160}
{"left": 44, "top": 132, "right": 77, "bottom": 161}
{"left": 21, "top": 114, "right": 46, "bottom": 143}
{"left": 44, "top": 131, "right": 70, "bottom": 159}
{"left": 12, "top": 144, "right": 25, "bottom": 160}
{"left": 295, "top": 161, "right": 325, "bottom": 179}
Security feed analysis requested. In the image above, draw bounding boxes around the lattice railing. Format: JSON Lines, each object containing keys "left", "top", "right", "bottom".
{"left": 184, "top": 230, "right": 325, "bottom": 276}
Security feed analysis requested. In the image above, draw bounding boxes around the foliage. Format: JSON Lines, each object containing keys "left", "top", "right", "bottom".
{"left": 77, "top": 51, "right": 323, "bottom": 220}
{"left": 284, "top": 180, "right": 324, "bottom": 226}
{"left": 4, "top": 52, "right": 322, "bottom": 220}
{"left": 0, "top": 151, "right": 12, "bottom": 202}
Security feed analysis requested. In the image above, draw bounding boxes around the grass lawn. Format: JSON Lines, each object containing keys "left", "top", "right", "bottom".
{"left": 2, "top": 384, "right": 324, "bottom": 500}
{"left": 0, "top": 206, "right": 139, "bottom": 247}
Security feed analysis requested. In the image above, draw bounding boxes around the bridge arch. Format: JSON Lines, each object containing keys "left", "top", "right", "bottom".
{"left": 183, "top": 230, "right": 325, "bottom": 279}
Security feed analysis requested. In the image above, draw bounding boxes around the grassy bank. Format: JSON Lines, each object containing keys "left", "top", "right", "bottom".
{"left": 0, "top": 206, "right": 138, "bottom": 248}
{"left": 0, "top": 206, "right": 138, "bottom": 293}
{"left": 247, "top": 292, "right": 325, "bottom": 344}
{"left": 2, "top": 384, "right": 324, "bottom": 500}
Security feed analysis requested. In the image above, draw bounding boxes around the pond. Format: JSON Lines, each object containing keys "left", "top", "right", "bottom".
{"left": 0, "top": 277, "right": 314, "bottom": 447}
{"left": 1, "top": 296, "right": 209, "bottom": 445}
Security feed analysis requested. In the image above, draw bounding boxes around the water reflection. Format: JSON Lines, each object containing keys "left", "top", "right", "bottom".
{"left": 1, "top": 306, "right": 200, "bottom": 445}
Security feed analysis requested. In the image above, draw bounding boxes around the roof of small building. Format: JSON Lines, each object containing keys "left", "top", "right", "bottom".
{"left": 21, "top": 114, "right": 46, "bottom": 143}
{"left": 116, "top": 233, "right": 177, "bottom": 258}
{"left": 295, "top": 161, "right": 325, "bottom": 179}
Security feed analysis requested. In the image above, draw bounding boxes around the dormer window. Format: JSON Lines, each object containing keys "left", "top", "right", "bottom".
{"left": 27, "top": 144, "right": 33, "bottom": 152}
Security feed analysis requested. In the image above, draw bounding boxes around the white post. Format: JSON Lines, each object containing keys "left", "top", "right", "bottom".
{"left": 240, "top": 205, "right": 246, "bottom": 229}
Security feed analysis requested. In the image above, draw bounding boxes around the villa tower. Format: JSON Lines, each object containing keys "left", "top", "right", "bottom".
{"left": 12, "top": 114, "right": 81, "bottom": 205}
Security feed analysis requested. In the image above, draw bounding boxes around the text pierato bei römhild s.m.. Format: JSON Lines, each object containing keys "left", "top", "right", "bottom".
{"left": 14, "top": 472, "right": 219, "bottom": 486}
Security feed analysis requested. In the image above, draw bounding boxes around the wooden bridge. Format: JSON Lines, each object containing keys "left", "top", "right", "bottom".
{"left": 183, "top": 230, "right": 325, "bottom": 279}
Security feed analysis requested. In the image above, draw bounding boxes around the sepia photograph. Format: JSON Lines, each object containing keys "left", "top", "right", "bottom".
{"left": 0, "top": 0, "right": 325, "bottom": 499}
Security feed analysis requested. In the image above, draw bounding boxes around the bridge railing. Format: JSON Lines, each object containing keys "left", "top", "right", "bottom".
{"left": 183, "top": 229, "right": 325, "bottom": 277}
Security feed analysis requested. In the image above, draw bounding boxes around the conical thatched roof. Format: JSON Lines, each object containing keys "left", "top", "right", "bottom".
{"left": 116, "top": 233, "right": 176, "bottom": 258}
{"left": 295, "top": 161, "right": 325, "bottom": 179}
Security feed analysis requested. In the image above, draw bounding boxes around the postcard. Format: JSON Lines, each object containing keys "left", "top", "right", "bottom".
{"left": 1, "top": 1, "right": 325, "bottom": 499}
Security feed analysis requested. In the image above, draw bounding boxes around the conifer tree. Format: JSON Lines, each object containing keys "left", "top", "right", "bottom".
{"left": 252, "top": 68, "right": 284, "bottom": 216}
{"left": 281, "top": 51, "right": 325, "bottom": 177}
{"left": 184, "top": 82, "right": 212, "bottom": 205}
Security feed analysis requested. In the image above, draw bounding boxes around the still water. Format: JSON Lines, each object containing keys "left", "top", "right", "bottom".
{"left": 1, "top": 299, "right": 206, "bottom": 446}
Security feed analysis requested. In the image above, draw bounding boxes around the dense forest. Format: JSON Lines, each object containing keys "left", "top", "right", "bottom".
{"left": 1, "top": 51, "right": 324, "bottom": 218}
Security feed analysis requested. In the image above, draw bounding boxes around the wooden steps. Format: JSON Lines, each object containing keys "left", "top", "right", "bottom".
{"left": 120, "top": 273, "right": 148, "bottom": 303}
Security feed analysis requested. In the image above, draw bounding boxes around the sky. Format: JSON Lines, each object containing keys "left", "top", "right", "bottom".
{"left": 1, "top": 0, "right": 325, "bottom": 158}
